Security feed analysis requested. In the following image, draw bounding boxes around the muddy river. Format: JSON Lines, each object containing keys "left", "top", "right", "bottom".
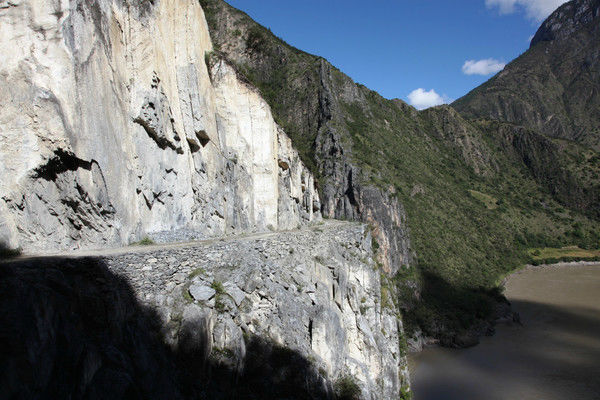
{"left": 409, "top": 263, "right": 600, "bottom": 400}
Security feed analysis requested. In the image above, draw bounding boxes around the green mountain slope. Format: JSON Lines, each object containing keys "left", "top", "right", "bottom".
{"left": 200, "top": 0, "right": 599, "bottom": 343}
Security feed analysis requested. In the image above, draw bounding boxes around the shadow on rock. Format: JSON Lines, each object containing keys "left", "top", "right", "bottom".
{"left": 0, "top": 257, "right": 334, "bottom": 399}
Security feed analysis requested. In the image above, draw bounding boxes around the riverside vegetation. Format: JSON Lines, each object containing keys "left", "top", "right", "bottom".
{"left": 200, "top": 0, "right": 600, "bottom": 343}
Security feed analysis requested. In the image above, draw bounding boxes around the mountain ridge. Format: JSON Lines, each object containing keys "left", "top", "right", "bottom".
{"left": 454, "top": 0, "right": 600, "bottom": 150}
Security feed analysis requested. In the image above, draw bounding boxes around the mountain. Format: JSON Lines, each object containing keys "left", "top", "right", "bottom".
{"left": 455, "top": 0, "right": 600, "bottom": 217}
{"left": 200, "top": 0, "right": 599, "bottom": 344}
{"left": 455, "top": 0, "right": 600, "bottom": 149}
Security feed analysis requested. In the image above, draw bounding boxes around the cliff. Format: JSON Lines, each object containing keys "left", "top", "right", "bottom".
{"left": 0, "top": 0, "right": 320, "bottom": 253}
{"left": 0, "top": 1, "right": 411, "bottom": 398}
{"left": 199, "top": 0, "right": 412, "bottom": 275}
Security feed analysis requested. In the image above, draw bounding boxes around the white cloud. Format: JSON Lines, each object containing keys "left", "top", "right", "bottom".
{"left": 485, "top": 0, "right": 568, "bottom": 21}
{"left": 407, "top": 88, "right": 449, "bottom": 110}
{"left": 462, "top": 58, "right": 506, "bottom": 75}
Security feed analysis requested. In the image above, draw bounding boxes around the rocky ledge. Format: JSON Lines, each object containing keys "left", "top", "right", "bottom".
{"left": 0, "top": 220, "right": 410, "bottom": 399}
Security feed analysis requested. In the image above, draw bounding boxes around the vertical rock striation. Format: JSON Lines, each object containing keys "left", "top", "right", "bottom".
{"left": 102, "top": 221, "right": 410, "bottom": 399}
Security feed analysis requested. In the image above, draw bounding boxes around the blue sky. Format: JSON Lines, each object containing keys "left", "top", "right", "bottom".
{"left": 224, "top": 0, "right": 568, "bottom": 109}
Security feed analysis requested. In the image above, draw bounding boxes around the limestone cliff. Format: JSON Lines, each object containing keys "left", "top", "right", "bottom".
{"left": 0, "top": 0, "right": 320, "bottom": 252}
{"left": 0, "top": 1, "right": 411, "bottom": 399}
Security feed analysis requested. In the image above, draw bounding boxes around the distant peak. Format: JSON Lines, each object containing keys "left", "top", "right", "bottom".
{"left": 530, "top": 0, "right": 600, "bottom": 47}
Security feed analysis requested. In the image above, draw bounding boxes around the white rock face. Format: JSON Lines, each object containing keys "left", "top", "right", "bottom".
{"left": 0, "top": 0, "right": 320, "bottom": 251}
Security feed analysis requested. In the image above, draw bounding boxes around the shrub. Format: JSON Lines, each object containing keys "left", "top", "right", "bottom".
{"left": 211, "top": 280, "right": 227, "bottom": 312}
{"left": 400, "top": 387, "right": 412, "bottom": 400}
{"left": 371, "top": 236, "right": 380, "bottom": 251}
{"left": 211, "top": 280, "right": 226, "bottom": 295}
{"left": 188, "top": 268, "right": 207, "bottom": 279}
{"left": 214, "top": 297, "right": 226, "bottom": 313}
{"left": 131, "top": 236, "right": 154, "bottom": 246}
{"left": 334, "top": 375, "right": 361, "bottom": 400}
{"left": 139, "top": 237, "right": 154, "bottom": 245}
